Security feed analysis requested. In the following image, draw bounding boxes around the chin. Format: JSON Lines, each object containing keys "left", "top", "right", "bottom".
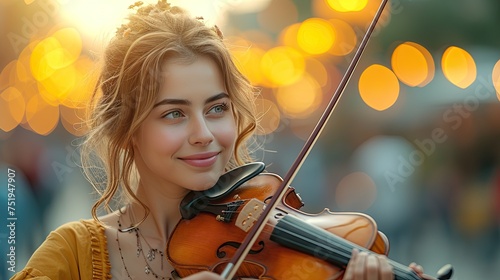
{"left": 181, "top": 164, "right": 226, "bottom": 192}
{"left": 189, "top": 175, "right": 220, "bottom": 192}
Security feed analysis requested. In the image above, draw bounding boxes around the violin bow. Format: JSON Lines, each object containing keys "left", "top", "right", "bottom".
{"left": 220, "top": 0, "right": 389, "bottom": 279}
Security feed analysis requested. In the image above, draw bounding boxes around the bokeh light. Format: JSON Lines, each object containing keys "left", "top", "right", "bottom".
{"left": 313, "top": 0, "right": 385, "bottom": 27}
{"left": 0, "top": 87, "right": 25, "bottom": 132}
{"left": 16, "top": 58, "right": 33, "bottom": 83}
{"left": 16, "top": 41, "right": 39, "bottom": 82}
{"left": 230, "top": 38, "right": 268, "bottom": 87}
{"left": 30, "top": 28, "right": 82, "bottom": 82}
{"left": 327, "top": 0, "right": 368, "bottom": 12}
{"left": 305, "top": 58, "right": 328, "bottom": 87}
{"left": 441, "top": 46, "right": 476, "bottom": 89}
{"left": 60, "top": 56, "right": 96, "bottom": 108}
{"left": 455, "top": 187, "right": 493, "bottom": 236}
{"left": 297, "top": 18, "right": 336, "bottom": 55}
{"left": 255, "top": 98, "right": 281, "bottom": 135}
{"left": 391, "top": 41, "right": 434, "bottom": 87}
{"left": 50, "top": 27, "right": 82, "bottom": 65}
{"left": 275, "top": 74, "right": 322, "bottom": 118}
{"left": 37, "top": 62, "right": 77, "bottom": 106}
{"left": 335, "top": 171, "right": 377, "bottom": 211}
{"left": 25, "top": 94, "right": 59, "bottom": 135}
{"left": 328, "top": 19, "right": 357, "bottom": 56}
{"left": 279, "top": 23, "right": 301, "bottom": 51}
{"left": 60, "top": 104, "right": 88, "bottom": 136}
{"left": 492, "top": 59, "right": 500, "bottom": 101}
{"left": 358, "top": 64, "right": 400, "bottom": 111}
{"left": 261, "top": 46, "right": 305, "bottom": 87}
{"left": 0, "top": 61, "right": 17, "bottom": 91}
{"left": 30, "top": 36, "right": 61, "bottom": 81}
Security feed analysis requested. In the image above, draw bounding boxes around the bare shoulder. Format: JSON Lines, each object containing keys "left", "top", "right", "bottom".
{"left": 98, "top": 211, "right": 121, "bottom": 228}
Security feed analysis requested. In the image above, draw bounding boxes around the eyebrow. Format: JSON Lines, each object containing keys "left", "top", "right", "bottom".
{"left": 153, "top": 92, "right": 229, "bottom": 108}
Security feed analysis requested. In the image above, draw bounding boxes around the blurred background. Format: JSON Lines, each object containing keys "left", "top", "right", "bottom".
{"left": 1, "top": 0, "right": 499, "bottom": 279}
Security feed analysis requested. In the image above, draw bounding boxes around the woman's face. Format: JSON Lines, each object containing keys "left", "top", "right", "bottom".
{"left": 133, "top": 56, "right": 237, "bottom": 195}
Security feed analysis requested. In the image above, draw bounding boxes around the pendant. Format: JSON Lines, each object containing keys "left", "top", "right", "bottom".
{"left": 145, "top": 265, "right": 151, "bottom": 274}
{"left": 147, "top": 249, "right": 155, "bottom": 261}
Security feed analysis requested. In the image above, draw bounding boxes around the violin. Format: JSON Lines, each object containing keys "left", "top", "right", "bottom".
{"left": 168, "top": 0, "right": 454, "bottom": 278}
{"left": 167, "top": 162, "right": 453, "bottom": 280}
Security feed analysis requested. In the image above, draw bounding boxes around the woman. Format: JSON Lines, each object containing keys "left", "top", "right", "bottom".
{"left": 12, "top": 1, "right": 423, "bottom": 279}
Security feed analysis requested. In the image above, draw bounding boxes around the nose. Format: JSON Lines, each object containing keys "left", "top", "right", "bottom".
{"left": 188, "top": 115, "right": 214, "bottom": 146}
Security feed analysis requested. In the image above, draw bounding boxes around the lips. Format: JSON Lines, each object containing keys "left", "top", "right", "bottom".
{"left": 179, "top": 152, "right": 220, "bottom": 168}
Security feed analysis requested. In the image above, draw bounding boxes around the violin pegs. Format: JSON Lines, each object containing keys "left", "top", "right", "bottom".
{"left": 436, "top": 264, "right": 453, "bottom": 280}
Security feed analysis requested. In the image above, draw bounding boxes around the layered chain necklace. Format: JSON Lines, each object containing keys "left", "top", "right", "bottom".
{"left": 116, "top": 206, "right": 170, "bottom": 280}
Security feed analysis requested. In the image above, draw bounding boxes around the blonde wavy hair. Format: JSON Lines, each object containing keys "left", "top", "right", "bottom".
{"left": 82, "top": 0, "right": 258, "bottom": 223}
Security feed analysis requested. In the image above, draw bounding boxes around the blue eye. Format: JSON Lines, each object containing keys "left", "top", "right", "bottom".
{"left": 163, "top": 110, "right": 184, "bottom": 119}
{"left": 208, "top": 103, "right": 229, "bottom": 115}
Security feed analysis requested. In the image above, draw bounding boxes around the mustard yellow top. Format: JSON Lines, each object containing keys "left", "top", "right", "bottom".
{"left": 11, "top": 219, "right": 111, "bottom": 280}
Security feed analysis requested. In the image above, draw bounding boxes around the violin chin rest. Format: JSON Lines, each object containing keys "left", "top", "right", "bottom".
{"left": 179, "top": 162, "right": 265, "bottom": 219}
{"left": 203, "top": 162, "right": 266, "bottom": 199}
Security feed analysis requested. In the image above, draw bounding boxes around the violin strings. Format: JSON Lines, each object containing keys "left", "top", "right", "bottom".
{"left": 274, "top": 217, "right": 352, "bottom": 258}
{"left": 275, "top": 218, "right": 414, "bottom": 280}
{"left": 216, "top": 202, "right": 416, "bottom": 279}
{"left": 268, "top": 216, "right": 418, "bottom": 280}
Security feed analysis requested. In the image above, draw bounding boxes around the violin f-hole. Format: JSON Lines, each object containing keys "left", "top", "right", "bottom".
{"left": 217, "top": 240, "right": 265, "bottom": 258}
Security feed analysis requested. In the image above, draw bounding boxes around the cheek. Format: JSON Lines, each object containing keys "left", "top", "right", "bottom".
{"left": 137, "top": 124, "right": 184, "bottom": 158}
{"left": 216, "top": 119, "right": 238, "bottom": 149}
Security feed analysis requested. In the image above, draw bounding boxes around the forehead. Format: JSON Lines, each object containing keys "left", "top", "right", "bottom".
{"left": 157, "top": 56, "right": 225, "bottom": 99}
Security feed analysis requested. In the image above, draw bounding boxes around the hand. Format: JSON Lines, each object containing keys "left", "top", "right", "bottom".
{"left": 409, "top": 262, "right": 424, "bottom": 277}
{"left": 343, "top": 249, "right": 393, "bottom": 280}
{"left": 182, "top": 271, "right": 224, "bottom": 280}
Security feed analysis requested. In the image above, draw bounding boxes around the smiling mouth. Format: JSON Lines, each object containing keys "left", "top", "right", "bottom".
{"left": 179, "top": 152, "right": 220, "bottom": 168}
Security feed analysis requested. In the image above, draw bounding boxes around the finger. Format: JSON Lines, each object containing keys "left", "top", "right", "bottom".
{"left": 378, "top": 255, "right": 393, "bottom": 280}
{"left": 409, "top": 262, "right": 424, "bottom": 276}
{"left": 353, "top": 251, "right": 369, "bottom": 279}
{"left": 365, "top": 254, "right": 379, "bottom": 280}
{"left": 343, "top": 249, "right": 359, "bottom": 280}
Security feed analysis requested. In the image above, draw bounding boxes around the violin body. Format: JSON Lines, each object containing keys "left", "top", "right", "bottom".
{"left": 167, "top": 173, "right": 390, "bottom": 279}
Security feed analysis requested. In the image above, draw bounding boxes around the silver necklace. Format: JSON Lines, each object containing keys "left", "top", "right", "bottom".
{"left": 116, "top": 210, "right": 169, "bottom": 279}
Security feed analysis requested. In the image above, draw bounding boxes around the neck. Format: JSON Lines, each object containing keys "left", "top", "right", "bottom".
{"left": 125, "top": 180, "right": 188, "bottom": 246}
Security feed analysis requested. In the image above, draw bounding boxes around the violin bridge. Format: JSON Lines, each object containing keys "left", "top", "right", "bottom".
{"left": 235, "top": 198, "right": 265, "bottom": 232}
